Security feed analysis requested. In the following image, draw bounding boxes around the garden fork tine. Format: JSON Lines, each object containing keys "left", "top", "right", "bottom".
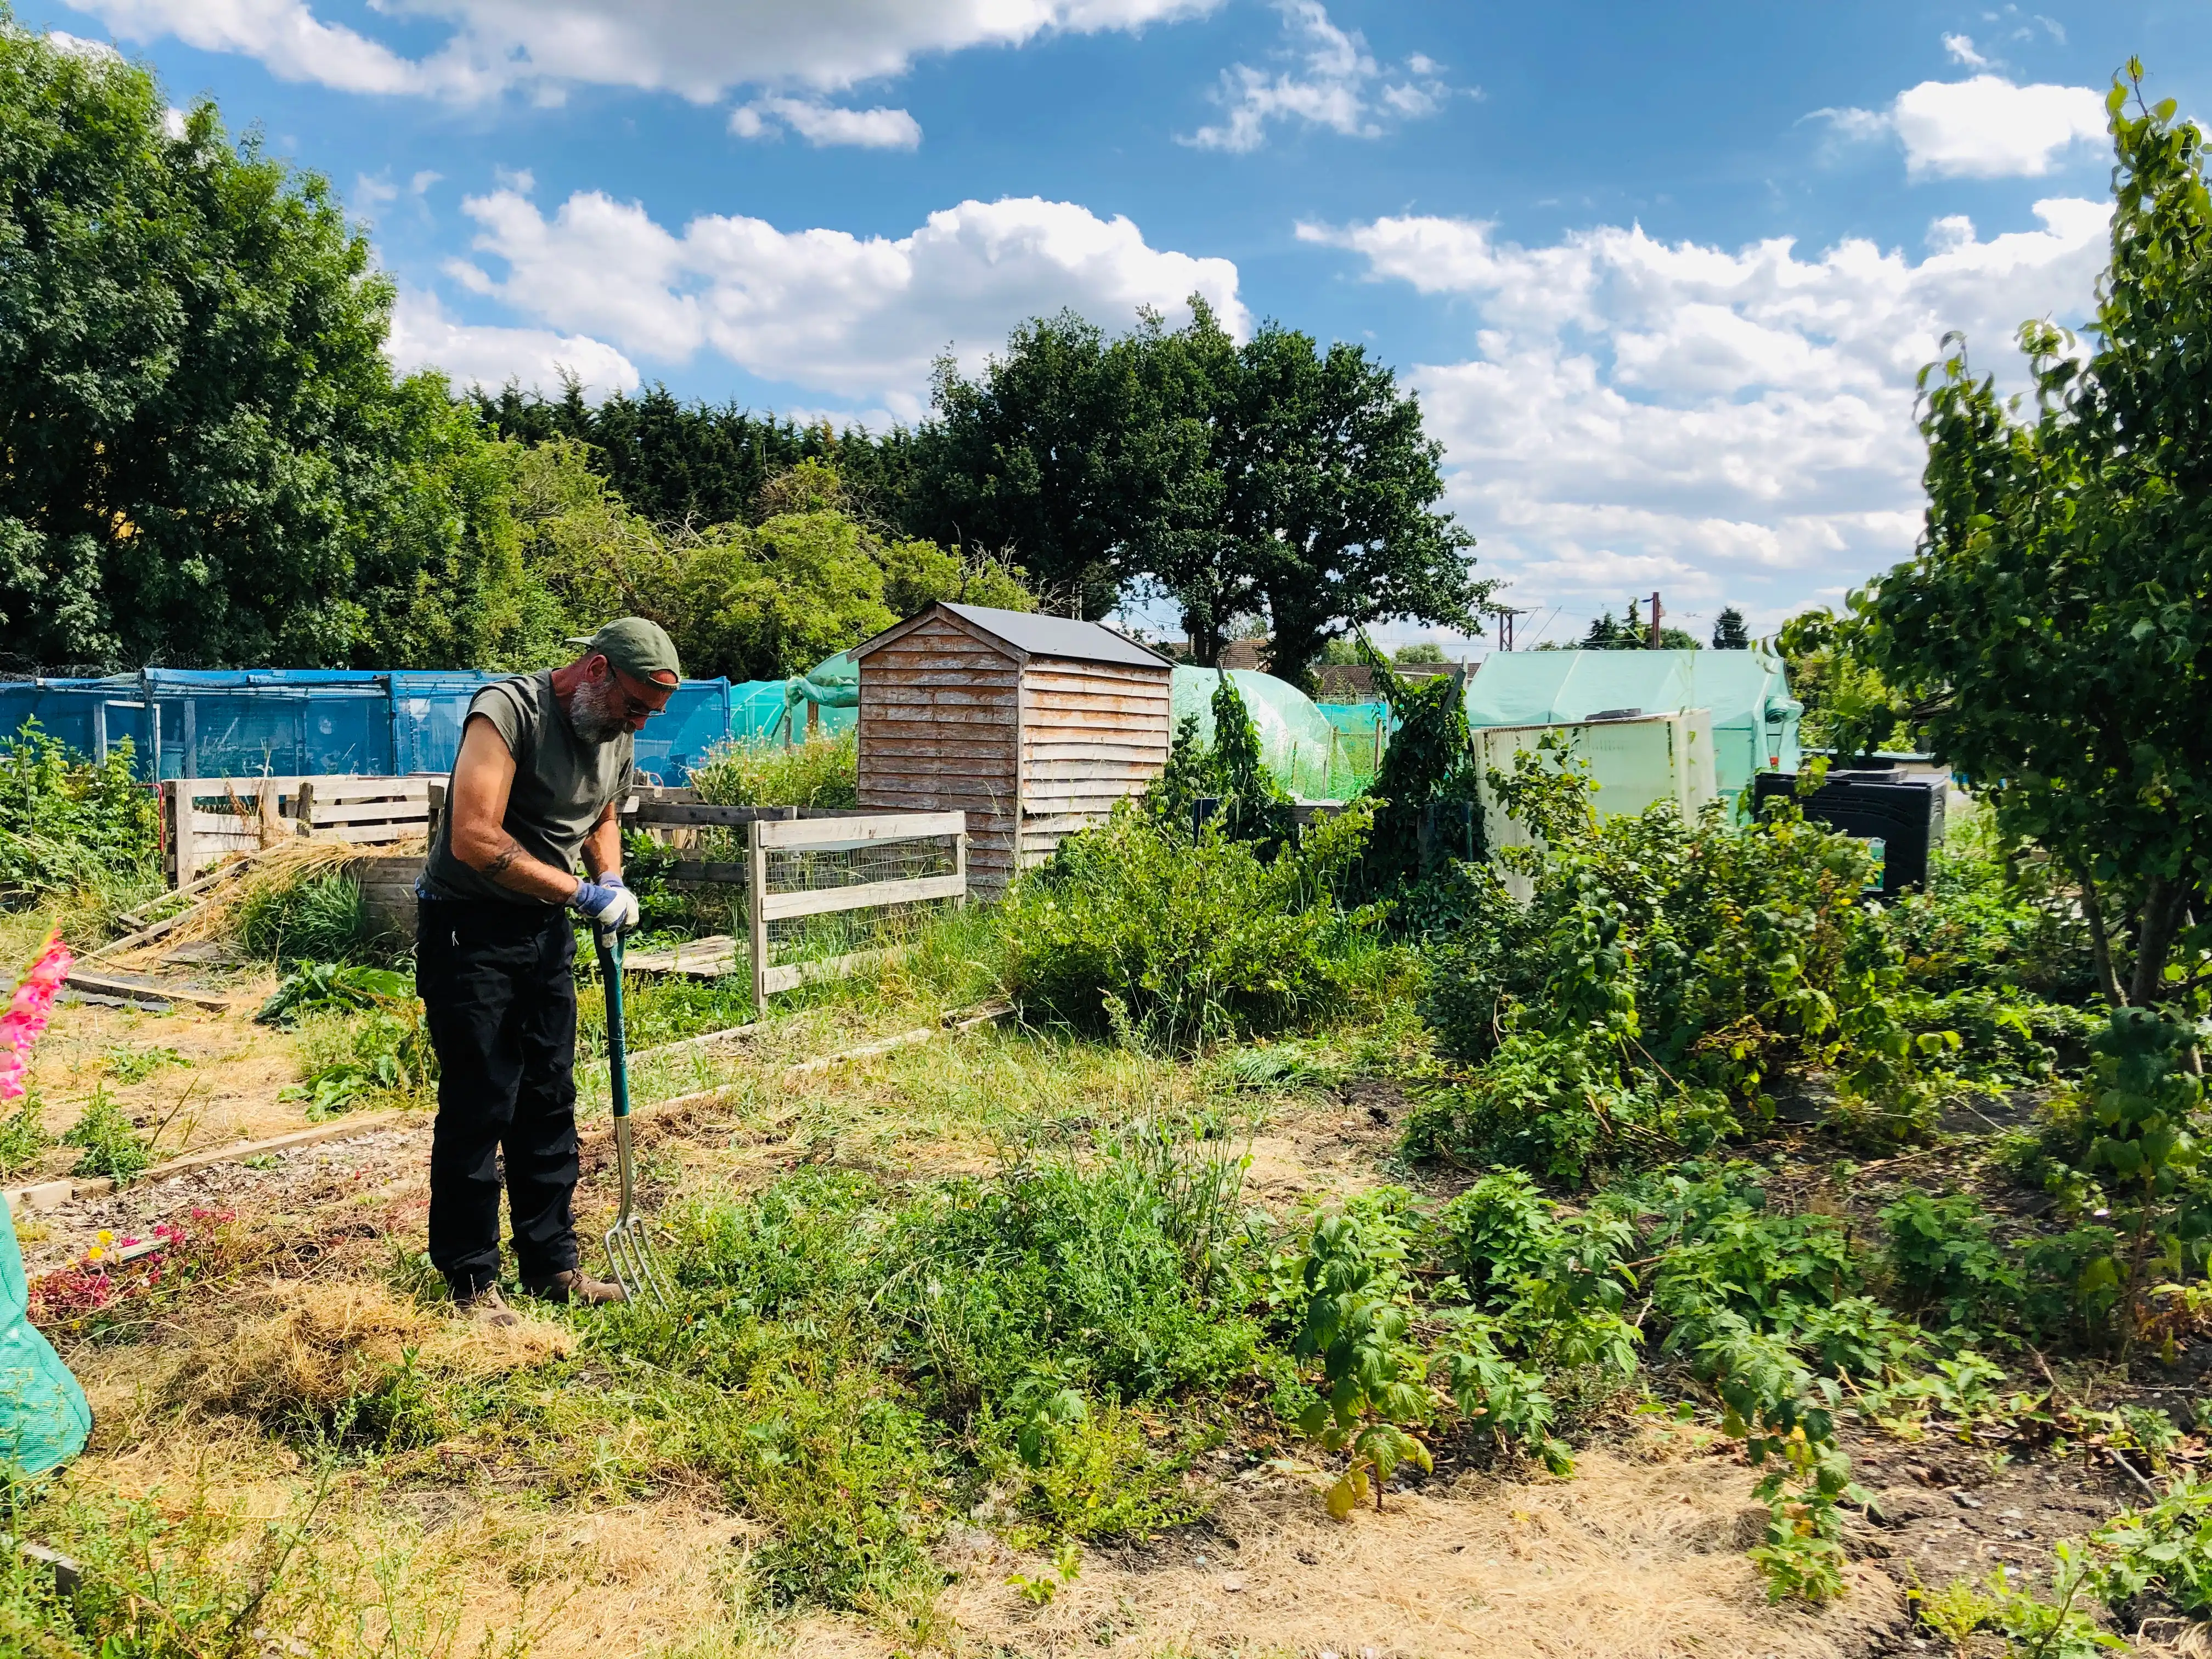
{"left": 594, "top": 927, "right": 671, "bottom": 1308}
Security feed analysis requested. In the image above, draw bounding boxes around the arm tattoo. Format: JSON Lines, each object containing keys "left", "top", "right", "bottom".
{"left": 484, "top": 838, "right": 526, "bottom": 878}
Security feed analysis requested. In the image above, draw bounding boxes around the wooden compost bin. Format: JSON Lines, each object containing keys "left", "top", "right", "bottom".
{"left": 853, "top": 602, "right": 1173, "bottom": 899}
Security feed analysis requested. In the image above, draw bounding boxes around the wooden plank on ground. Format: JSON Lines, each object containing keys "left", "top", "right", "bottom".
{"left": 623, "top": 935, "right": 743, "bottom": 978}
{"left": 3, "top": 1110, "right": 408, "bottom": 1215}
{"left": 64, "top": 970, "right": 235, "bottom": 1012}
{"left": 778, "top": 1002, "right": 1013, "bottom": 1079}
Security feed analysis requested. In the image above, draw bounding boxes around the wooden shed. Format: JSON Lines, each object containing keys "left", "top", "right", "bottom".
{"left": 853, "top": 602, "right": 1173, "bottom": 897}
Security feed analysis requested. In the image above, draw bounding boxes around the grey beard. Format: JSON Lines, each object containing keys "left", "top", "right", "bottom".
{"left": 568, "top": 675, "right": 628, "bottom": 745}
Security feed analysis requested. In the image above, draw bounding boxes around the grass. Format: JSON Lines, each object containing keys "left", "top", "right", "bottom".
{"left": 9, "top": 793, "right": 2187, "bottom": 1653}
{"left": 689, "top": 730, "right": 857, "bottom": 810}
{"left": 3, "top": 963, "right": 1376, "bottom": 1655}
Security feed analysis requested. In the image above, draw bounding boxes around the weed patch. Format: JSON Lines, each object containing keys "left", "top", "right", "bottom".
{"left": 1000, "top": 803, "right": 1390, "bottom": 1052}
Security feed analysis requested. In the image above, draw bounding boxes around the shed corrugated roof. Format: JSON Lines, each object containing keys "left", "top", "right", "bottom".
{"left": 861, "top": 602, "right": 1171, "bottom": 669}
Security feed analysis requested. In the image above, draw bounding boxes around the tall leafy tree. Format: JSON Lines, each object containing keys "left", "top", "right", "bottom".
{"left": 1839, "top": 67, "right": 2212, "bottom": 1008}
{"left": 472, "top": 381, "right": 922, "bottom": 535}
{"left": 911, "top": 307, "right": 1206, "bottom": 619}
{"left": 1216, "top": 321, "right": 1481, "bottom": 691}
{"left": 919, "top": 301, "right": 1481, "bottom": 684}
{"left": 1711, "top": 606, "right": 1752, "bottom": 650}
{"left": 0, "top": 24, "right": 400, "bottom": 668}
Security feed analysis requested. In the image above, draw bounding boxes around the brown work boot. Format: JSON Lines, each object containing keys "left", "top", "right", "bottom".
{"left": 454, "top": 1284, "right": 521, "bottom": 1328}
{"left": 522, "top": 1268, "right": 627, "bottom": 1306}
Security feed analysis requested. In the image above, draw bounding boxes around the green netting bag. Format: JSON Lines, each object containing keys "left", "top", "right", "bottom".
{"left": 0, "top": 1196, "right": 91, "bottom": 1476}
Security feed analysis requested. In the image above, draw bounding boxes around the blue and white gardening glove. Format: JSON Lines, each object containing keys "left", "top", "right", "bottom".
{"left": 571, "top": 872, "right": 641, "bottom": 934}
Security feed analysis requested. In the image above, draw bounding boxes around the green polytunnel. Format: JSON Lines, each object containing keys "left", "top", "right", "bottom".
{"left": 1462, "top": 648, "right": 1802, "bottom": 798}
{"left": 1169, "top": 668, "right": 1376, "bottom": 800}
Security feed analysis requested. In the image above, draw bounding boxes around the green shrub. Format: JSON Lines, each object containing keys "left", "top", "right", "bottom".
{"left": 1896, "top": 987, "right": 2101, "bottom": 1086}
{"left": 885, "top": 1141, "right": 1263, "bottom": 1409}
{"left": 236, "top": 870, "right": 373, "bottom": 962}
{"left": 690, "top": 729, "right": 856, "bottom": 808}
{"left": 0, "top": 721, "right": 160, "bottom": 900}
{"left": 286, "top": 1007, "right": 435, "bottom": 1116}
{"left": 256, "top": 961, "right": 415, "bottom": 1024}
{"left": 1410, "top": 792, "right": 1948, "bottom": 1179}
{"left": 1280, "top": 1190, "right": 1434, "bottom": 1514}
{"left": 62, "top": 1087, "right": 151, "bottom": 1181}
{"left": 1884, "top": 808, "right": 2098, "bottom": 1001}
{"left": 1144, "top": 674, "right": 1295, "bottom": 845}
{"left": 999, "top": 801, "right": 1385, "bottom": 1052}
{"left": 2095, "top": 1474, "right": 2212, "bottom": 1617}
{"left": 1652, "top": 1199, "right": 1858, "bottom": 1344}
{"left": 1880, "top": 1189, "right": 2021, "bottom": 1327}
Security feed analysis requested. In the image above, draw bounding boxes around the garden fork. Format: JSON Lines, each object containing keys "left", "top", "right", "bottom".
{"left": 594, "top": 927, "right": 671, "bottom": 1308}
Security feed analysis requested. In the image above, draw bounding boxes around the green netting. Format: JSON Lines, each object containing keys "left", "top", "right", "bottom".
{"left": 1463, "top": 648, "right": 1802, "bottom": 798}
{"left": 780, "top": 652, "right": 859, "bottom": 738}
{"left": 1169, "top": 668, "right": 1375, "bottom": 800}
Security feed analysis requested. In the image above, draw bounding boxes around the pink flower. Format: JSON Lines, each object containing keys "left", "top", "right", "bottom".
{"left": 1, "top": 930, "right": 70, "bottom": 1103}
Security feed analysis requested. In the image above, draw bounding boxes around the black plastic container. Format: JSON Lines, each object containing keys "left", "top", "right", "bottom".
{"left": 1751, "top": 770, "right": 1945, "bottom": 898}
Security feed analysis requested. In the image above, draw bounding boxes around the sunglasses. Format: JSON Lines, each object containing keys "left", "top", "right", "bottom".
{"left": 602, "top": 663, "right": 672, "bottom": 721}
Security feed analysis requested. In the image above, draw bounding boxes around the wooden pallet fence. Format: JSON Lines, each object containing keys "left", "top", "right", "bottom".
{"left": 163, "top": 776, "right": 312, "bottom": 884}
{"left": 749, "top": 810, "right": 967, "bottom": 1004}
{"left": 614, "top": 806, "right": 967, "bottom": 1002}
{"left": 294, "top": 777, "right": 432, "bottom": 847}
{"left": 165, "top": 774, "right": 437, "bottom": 884}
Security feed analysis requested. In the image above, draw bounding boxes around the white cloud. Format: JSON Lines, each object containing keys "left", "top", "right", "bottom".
{"left": 1943, "top": 32, "right": 1991, "bottom": 69}
{"left": 386, "top": 289, "right": 640, "bottom": 399}
{"left": 1300, "top": 199, "right": 2109, "bottom": 626}
{"left": 493, "top": 166, "right": 535, "bottom": 194}
{"left": 59, "top": 0, "right": 1220, "bottom": 101}
{"left": 69, "top": 0, "right": 427, "bottom": 93}
{"left": 1184, "top": 0, "right": 1452, "bottom": 153}
{"left": 44, "top": 29, "right": 120, "bottom": 60}
{"left": 731, "top": 97, "right": 922, "bottom": 149}
{"left": 1892, "top": 75, "right": 2106, "bottom": 178}
{"left": 445, "top": 191, "right": 1248, "bottom": 420}
{"left": 1815, "top": 74, "right": 2107, "bottom": 179}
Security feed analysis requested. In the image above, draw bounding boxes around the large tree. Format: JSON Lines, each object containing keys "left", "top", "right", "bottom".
{"left": 1839, "top": 67, "right": 2212, "bottom": 1008}
{"left": 917, "top": 301, "right": 1481, "bottom": 685}
{"left": 0, "top": 24, "right": 403, "bottom": 669}
{"left": 909, "top": 307, "right": 1200, "bottom": 619}
{"left": 1214, "top": 320, "right": 1480, "bottom": 690}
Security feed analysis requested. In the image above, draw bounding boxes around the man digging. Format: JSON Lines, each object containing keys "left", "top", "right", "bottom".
{"left": 416, "top": 619, "right": 679, "bottom": 1325}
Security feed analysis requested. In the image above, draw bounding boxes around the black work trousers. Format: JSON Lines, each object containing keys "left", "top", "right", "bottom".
{"left": 417, "top": 899, "right": 582, "bottom": 1297}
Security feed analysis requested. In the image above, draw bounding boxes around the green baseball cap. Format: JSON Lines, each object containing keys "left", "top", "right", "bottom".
{"left": 573, "top": 617, "right": 682, "bottom": 684}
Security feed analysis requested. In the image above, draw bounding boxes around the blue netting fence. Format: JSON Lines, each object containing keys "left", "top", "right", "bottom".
{"left": 0, "top": 670, "right": 803, "bottom": 785}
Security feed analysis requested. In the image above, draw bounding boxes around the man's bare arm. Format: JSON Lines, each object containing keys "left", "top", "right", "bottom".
{"left": 580, "top": 799, "right": 622, "bottom": 882}
{"left": 449, "top": 715, "right": 582, "bottom": 904}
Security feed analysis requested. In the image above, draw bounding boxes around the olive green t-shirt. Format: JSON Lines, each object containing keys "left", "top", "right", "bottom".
{"left": 421, "top": 672, "right": 634, "bottom": 906}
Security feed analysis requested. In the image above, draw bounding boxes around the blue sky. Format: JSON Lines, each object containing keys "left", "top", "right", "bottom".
{"left": 27, "top": 0, "right": 2209, "bottom": 649}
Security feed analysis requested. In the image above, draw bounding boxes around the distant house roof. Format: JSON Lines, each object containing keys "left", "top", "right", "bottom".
{"left": 856, "top": 602, "right": 1172, "bottom": 671}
